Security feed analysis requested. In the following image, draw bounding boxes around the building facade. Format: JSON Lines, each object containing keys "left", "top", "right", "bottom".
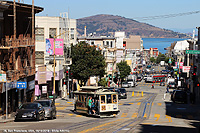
{"left": 0, "top": 1, "right": 43, "bottom": 115}
{"left": 35, "top": 15, "right": 77, "bottom": 98}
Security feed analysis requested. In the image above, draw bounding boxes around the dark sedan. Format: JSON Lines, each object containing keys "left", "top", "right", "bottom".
{"left": 118, "top": 88, "right": 127, "bottom": 99}
{"left": 171, "top": 90, "right": 187, "bottom": 103}
{"left": 15, "top": 102, "right": 45, "bottom": 121}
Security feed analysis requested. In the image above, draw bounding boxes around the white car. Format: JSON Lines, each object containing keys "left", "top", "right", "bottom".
{"left": 122, "top": 82, "right": 131, "bottom": 88}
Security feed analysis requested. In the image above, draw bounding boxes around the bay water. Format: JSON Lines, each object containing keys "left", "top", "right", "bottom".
{"left": 142, "top": 38, "right": 189, "bottom": 54}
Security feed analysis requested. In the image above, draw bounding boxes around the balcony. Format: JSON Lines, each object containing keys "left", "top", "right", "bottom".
{"left": 5, "top": 66, "right": 35, "bottom": 81}
{"left": 0, "top": 34, "right": 34, "bottom": 49}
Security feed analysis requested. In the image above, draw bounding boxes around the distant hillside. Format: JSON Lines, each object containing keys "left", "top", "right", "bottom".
{"left": 77, "top": 14, "right": 191, "bottom": 38}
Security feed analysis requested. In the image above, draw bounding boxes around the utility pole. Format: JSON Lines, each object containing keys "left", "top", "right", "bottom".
{"left": 32, "top": 0, "right": 34, "bottom": 40}
{"left": 13, "top": 0, "right": 16, "bottom": 39}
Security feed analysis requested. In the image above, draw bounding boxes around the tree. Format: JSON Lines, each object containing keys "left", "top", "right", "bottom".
{"left": 71, "top": 41, "right": 106, "bottom": 86}
{"left": 98, "top": 78, "right": 108, "bottom": 87}
{"left": 165, "top": 57, "right": 174, "bottom": 64}
{"left": 150, "top": 57, "right": 155, "bottom": 63}
{"left": 117, "top": 60, "right": 131, "bottom": 83}
{"left": 156, "top": 54, "right": 166, "bottom": 64}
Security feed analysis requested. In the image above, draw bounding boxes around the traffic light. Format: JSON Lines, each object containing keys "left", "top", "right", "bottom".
{"left": 66, "top": 70, "right": 69, "bottom": 74}
{"left": 192, "top": 65, "right": 197, "bottom": 81}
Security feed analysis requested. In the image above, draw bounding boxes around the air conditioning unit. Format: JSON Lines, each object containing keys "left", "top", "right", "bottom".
{"left": 64, "top": 58, "right": 72, "bottom": 66}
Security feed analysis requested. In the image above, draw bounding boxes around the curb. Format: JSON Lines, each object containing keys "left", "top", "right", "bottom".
{"left": 0, "top": 118, "right": 14, "bottom": 124}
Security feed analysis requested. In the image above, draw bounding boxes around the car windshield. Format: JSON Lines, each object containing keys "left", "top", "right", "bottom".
{"left": 19, "top": 104, "right": 38, "bottom": 109}
{"left": 119, "top": 89, "right": 126, "bottom": 93}
{"left": 37, "top": 101, "right": 50, "bottom": 107}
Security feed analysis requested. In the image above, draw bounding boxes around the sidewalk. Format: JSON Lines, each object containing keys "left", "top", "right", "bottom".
{"left": 0, "top": 113, "right": 15, "bottom": 123}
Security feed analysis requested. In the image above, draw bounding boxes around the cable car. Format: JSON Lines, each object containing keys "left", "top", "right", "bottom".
{"left": 73, "top": 86, "right": 120, "bottom": 117}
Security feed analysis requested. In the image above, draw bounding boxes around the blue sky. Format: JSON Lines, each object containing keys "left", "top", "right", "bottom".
{"left": 25, "top": 0, "right": 200, "bottom": 33}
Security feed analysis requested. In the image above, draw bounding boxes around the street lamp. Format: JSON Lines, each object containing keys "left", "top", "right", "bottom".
{"left": 67, "top": 66, "right": 70, "bottom": 98}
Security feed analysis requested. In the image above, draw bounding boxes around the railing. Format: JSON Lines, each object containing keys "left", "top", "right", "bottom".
{"left": 0, "top": 34, "right": 34, "bottom": 47}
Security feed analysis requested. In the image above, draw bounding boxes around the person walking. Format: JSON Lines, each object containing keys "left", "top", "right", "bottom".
{"left": 88, "top": 97, "right": 92, "bottom": 114}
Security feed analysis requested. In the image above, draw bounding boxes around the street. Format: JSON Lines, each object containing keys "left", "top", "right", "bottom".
{"left": 0, "top": 79, "right": 199, "bottom": 133}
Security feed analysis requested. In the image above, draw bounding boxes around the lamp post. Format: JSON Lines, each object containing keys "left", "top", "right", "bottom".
{"left": 67, "top": 66, "right": 70, "bottom": 99}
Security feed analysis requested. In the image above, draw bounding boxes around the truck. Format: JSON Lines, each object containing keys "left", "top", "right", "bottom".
{"left": 127, "top": 75, "right": 137, "bottom": 87}
{"left": 160, "top": 61, "right": 165, "bottom": 67}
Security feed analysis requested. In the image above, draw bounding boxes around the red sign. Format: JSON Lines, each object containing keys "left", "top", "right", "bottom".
{"left": 182, "top": 66, "right": 191, "bottom": 73}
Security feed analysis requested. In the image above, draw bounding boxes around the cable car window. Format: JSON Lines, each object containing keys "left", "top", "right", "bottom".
{"left": 107, "top": 94, "right": 112, "bottom": 103}
{"left": 78, "top": 95, "right": 81, "bottom": 101}
{"left": 100, "top": 95, "right": 105, "bottom": 104}
{"left": 113, "top": 94, "right": 117, "bottom": 103}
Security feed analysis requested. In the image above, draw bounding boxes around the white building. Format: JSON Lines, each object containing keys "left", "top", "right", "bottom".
{"left": 115, "top": 32, "right": 126, "bottom": 63}
{"left": 35, "top": 15, "right": 77, "bottom": 98}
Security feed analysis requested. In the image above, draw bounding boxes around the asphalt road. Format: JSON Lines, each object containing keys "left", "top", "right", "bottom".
{"left": 0, "top": 80, "right": 200, "bottom": 133}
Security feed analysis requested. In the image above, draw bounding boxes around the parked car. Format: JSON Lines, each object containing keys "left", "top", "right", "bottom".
{"left": 160, "top": 82, "right": 165, "bottom": 86}
{"left": 34, "top": 99, "right": 56, "bottom": 119}
{"left": 15, "top": 102, "right": 45, "bottom": 121}
{"left": 122, "top": 82, "right": 131, "bottom": 88}
{"left": 168, "top": 82, "right": 176, "bottom": 89}
{"left": 118, "top": 88, "right": 127, "bottom": 99}
{"left": 171, "top": 90, "right": 187, "bottom": 103}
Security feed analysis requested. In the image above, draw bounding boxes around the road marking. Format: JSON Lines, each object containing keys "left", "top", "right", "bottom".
{"left": 165, "top": 115, "right": 172, "bottom": 122}
{"left": 137, "top": 102, "right": 141, "bottom": 105}
{"left": 143, "top": 113, "right": 147, "bottom": 118}
{"left": 132, "top": 91, "right": 134, "bottom": 96}
{"left": 67, "top": 102, "right": 73, "bottom": 104}
{"left": 176, "top": 115, "right": 182, "bottom": 118}
{"left": 122, "top": 128, "right": 130, "bottom": 130}
{"left": 76, "top": 115, "right": 82, "bottom": 117}
{"left": 121, "top": 113, "right": 128, "bottom": 117}
{"left": 136, "top": 92, "right": 140, "bottom": 96}
{"left": 154, "top": 114, "right": 160, "bottom": 121}
{"left": 68, "top": 113, "right": 74, "bottom": 116}
{"left": 78, "top": 119, "right": 123, "bottom": 133}
{"left": 129, "top": 103, "right": 134, "bottom": 104}
{"left": 157, "top": 103, "right": 162, "bottom": 106}
{"left": 132, "top": 113, "right": 138, "bottom": 118}
{"left": 55, "top": 103, "right": 60, "bottom": 105}
{"left": 56, "top": 107, "right": 66, "bottom": 110}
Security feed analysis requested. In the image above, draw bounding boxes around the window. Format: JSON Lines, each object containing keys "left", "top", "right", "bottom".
{"left": 100, "top": 95, "right": 105, "bottom": 104}
{"left": 91, "top": 41, "right": 94, "bottom": 45}
{"left": 35, "top": 28, "right": 44, "bottom": 42}
{"left": 110, "top": 41, "right": 113, "bottom": 48}
{"left": 35, "top": 51, "right": 44, "bottom": 64}
{"left": 107, "top": 94, "right": 112, "bottom": 103}
{"left": 71, "top": 34, "right": 74, "bottom": 39}
{"left": 49, "top": 28, "right": 57, "bottom": 38}
{"left": 106, "top": 41, "right": 109, "bottom": 47}
{"left": 113, "top": 94, "right": 117, "bottom": 103}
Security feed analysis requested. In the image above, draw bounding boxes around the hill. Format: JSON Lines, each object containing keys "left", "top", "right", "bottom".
{"left": 77, "top": 14, "right": 191, "bottom": 38}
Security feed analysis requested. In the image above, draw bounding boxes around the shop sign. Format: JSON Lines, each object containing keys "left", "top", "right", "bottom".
{"left": 38, "top": 66, "right": 46, "bottom": 84}
{"left": 28, "top": 80, "right": 35, "bottom": 91}
{"left": 0, "top": 74, "right": 6, "bottom": 82}
{"left": 182, "top": 66, "right": 191, "bottom": 73}
{"left": 42, "top": 86, "right": 47, "bottom": 94}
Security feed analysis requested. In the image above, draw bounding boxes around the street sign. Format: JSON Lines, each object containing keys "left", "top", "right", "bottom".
{"left": 186, "top": 50, "right": 200, "bottom": 54}
{"left": 0, "top": 74, "right": 6, "bottom": 82}
{"left": 17, "top": 82, "right": 27, "bottom": 89}
{"left": 182, "top": 66, "right": 191, "bottom": 73}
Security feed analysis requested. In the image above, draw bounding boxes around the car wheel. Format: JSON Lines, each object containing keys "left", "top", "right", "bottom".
{"left": 14, "top": 119, "right": 18, "bottom": 122}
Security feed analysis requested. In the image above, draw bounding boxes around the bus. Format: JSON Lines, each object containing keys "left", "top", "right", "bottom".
{"left": 73, "top": 86, "right": 120, "bottom": 117}
{"left": 145, "top": 75, "right": 166, "bottom": 83}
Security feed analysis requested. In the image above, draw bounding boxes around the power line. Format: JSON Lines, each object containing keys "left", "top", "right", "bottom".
{"left": 77, "top": 10, "right": 200, "bottom": 23}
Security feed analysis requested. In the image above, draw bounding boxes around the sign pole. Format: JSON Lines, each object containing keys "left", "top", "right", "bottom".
{"left": 6, "top": 81, "right": 7, "bottom": 120}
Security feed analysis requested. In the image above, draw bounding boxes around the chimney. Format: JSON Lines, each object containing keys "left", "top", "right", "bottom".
{"left": 84, "top": 26, "right": 87, "bottom": 37}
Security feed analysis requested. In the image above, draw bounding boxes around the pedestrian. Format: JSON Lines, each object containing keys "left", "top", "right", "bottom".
{"left": 166, "top": 85, "right": 169, "bottom": 93}
{"left": 88, "top": 96, "right": 92, "bottom": 114}
{"left": 91, "top": 99, "right": 96, "bottom": 115}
